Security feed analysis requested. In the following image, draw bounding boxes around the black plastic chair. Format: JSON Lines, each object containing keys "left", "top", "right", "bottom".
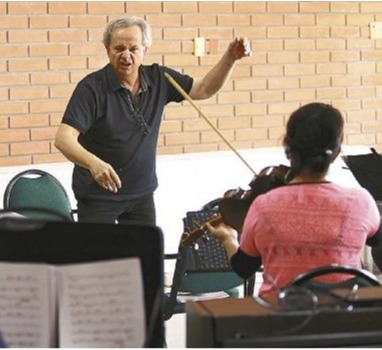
{"left": 283, "top": 264, "right": 381, "bottom": 293}
{"left": 3, "top": 169, "right": 75, "bottom": 222}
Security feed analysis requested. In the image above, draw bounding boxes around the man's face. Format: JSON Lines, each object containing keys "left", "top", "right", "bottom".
{"left": 107, "top": 25, "right": 146, "bottom": 79}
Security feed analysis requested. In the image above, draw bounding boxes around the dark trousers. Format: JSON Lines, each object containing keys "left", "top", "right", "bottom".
{"left": 76, "top": 193, "right": 156, "bottom": 226}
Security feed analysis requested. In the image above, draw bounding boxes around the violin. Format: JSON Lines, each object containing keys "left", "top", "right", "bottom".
{"left": 164, "top": 72, "right": 291, "bottom": 247}
{"left": 180, "top": 164, "right": 291, "bottom": 247}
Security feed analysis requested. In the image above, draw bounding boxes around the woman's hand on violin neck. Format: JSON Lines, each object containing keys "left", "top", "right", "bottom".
{"left": 206, "top": 222, "right": 240, "bottom": 261}
{"left": 205, "top": 222, "right": 238, "bottom": 243}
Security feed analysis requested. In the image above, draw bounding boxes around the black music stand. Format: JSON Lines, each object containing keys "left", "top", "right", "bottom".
{"left": 0, "top": 217, "right": 164, "bottom": 348}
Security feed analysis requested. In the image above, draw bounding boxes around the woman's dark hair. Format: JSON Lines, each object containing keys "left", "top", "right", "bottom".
{"left": 283, "top": 102, "right": 344, "bottom": 174}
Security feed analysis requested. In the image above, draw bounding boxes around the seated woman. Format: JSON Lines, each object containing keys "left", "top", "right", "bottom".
{"left": 207, "top": 102, "right": 382, "bottom": 296}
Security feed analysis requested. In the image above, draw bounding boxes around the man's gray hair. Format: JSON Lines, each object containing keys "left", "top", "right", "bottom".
{"left": 103, "top": 17, "right": 152, "bottom": 48}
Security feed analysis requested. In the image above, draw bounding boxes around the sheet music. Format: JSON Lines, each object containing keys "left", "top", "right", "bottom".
{"left": 57, "top": 258, "right": 145, "bottom": 348}
{"left": 0, "top": 263, "right": 54, "bottom": 348}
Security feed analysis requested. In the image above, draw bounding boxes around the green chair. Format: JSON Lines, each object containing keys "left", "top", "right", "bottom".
{"left": 163, "top": 246, "right": 249, "bottom": 321}
{"left": 3, "top": 169, "right": 75, "bottom": 222}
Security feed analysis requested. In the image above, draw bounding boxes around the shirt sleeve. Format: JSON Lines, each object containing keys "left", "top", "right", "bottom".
{"left": 163, "top": 66, "right": 193, "bottom": 103}
{"left": 230, "top": 248, "right": 262, "bottom": 279}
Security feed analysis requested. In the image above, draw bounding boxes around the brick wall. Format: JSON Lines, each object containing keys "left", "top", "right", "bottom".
{"left": 1, "top": 1, "right": 382, "bottom": 166}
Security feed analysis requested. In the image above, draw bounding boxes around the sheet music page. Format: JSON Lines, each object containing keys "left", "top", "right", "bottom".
{"left": 57, "top": 258, "right": 145, "bottom": 348}
{"left": 0, "top": 262, "right": 54, "bottom": 348}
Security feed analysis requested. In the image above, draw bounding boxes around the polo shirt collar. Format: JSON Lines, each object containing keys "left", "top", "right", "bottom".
{"left": 106, "top": 63, "right": 149, "bottom": 93}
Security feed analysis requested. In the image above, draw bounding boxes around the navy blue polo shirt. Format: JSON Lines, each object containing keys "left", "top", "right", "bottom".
{"left": 62, "top": 63, "right": 193, "bottom": 199}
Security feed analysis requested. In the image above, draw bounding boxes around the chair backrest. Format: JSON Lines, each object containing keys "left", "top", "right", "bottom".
{"left": 3, "top": 169, "right": 74, "bottom": 222}
{"left": 283, "top": 264, "right": 381, "bottom": 293}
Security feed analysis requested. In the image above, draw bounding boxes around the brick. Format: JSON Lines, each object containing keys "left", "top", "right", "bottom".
{"left": 332, "top": 75, "right": 361, "bottom": 87}
{"left": 267, "top": 2, "right": 298, "bottom": 13}
{"left": 317, "top": 87, "right": 346, "bottom": 100}
{"left": 316, "top": 38, "right": 346, "bottom": 50}
{"left": 48, "top": 2, "right": 86, "bottom": 14}
{"left": 0, "top": 73, "right": 29, "bottom": 87}
{"left": 330, "top": 2, "right": 360, "bottom": 13}
{"left": 331, "top": 26, "right": 360, "bottom": 38}
{"left": 217, "top": 91, "right": 250, "bottom": 104}
{"left": 146, "top": 14, "right": 182, "bottom": 27}
{"left": 236, "top": 103, "right": 266, "bottom": 116}
{"left": 0, "top": 128, "right": 29, "bottom": 142}
{"left": 285, "top": 14, "right": 315, "bottom": 26}
{"left": 31, "top": 126, "right": 59, "bottom": 140}
{"left": 0, "top": 143, "right": 9, "bottom": 156}
{"left": 316, "top": 62, "right": 346, "bottom": 75}
{"left": 284, "top": 89, "right": 315, "bottom": 102}
{"left": 348, "top": 110, "right": 377, "bottom": 123}
{"left": 218, "top": 14, "right": 251, "bottom": 26}
{"left": 348, "top": 61, "right": 377, "bottom": 74}
{"left": 87, "top": 2, "right": 125, "bottom": 14}
{"left": 234, "top": 2, "right": 265, "bottom": 13}
{"left": 164, "top": 2, "right": 198, "bottom": 13}
{"left": 50, "top": 84, "right": 76, "bottom": 99}
{"left": 70, "top": 42, "right": 104, "bottom": 56}
{"left": 300, "top": 2, "right": 330, "bottom": 12}
{"left": 159, "top": 120, "right": 182, "bottom": 133}
{"left": 0, "top": 44, "right": 28, "bottom": 57}
{"left": 218, "top": 116, "right": 251, "bottom": 130}
{"left": 0, "top": 101, "right": 29, "bottom": 115}
{"left": 0, "top": 116, "right": 9, "bottom": 128}
{"left": 268, "top": 77, "right": 299, "bottom": 90}
{"left": 285, "top": 63, "right": 315, "bottom": 76}
{"left": 8, "top": 2, "right": 47, "bottom": 14}
{"left": 33, "top": 152, "right": 67, "bottom": 164}
{"left": 49, "top": 29, "right": 87, "bottom": 43}
{"left": 267, "top": 51, "right": 299, "bottom": 64}
{"left": 182, "top": 14, "right": 217, "bottom": 27}
{"left": 0, "top": 156, "right": 32, "bottom": 166}
{"left": 303, "top": 76, "right": 332, "bottom": 88}
{"left": 183, "top": 144, "right": 218, "bottom": 154}
{"left": 348, "top": 86, "right": 376, "bottom": 99}
{"left": 361, "top": 2, "right": 382, "bottom": 13}
{"left": 252, "top": 115, "right": 284, "bottom": 127}
{"left": 268, "top": 102, "right": 299, "bottom": 115}
{"left": 267, "top": 26, "right": 298, "bottom": 39}
{"left": 30, "top": 15, "right": 69, "bottom": 28}
{"left": 11, "top": 140, "right": 50, "bottom": 155}
{"left": 69, "top": 15, "right": 106, "bottom": 28}
{"left": 347, "top": 13, "right": 374, "bottom": 26}
{"left": 9, "top": 29, "right": 48, "bottom": 43}
{"left": 125, "top": 2, "right": 162, "bottom": 13}
{"left": 317, "top": 13, "right": 346, "bottom": 25}
{"left": 0, "top": 15, "right": 29, "bottom": 29}
{"left": 29, "top": 99, "right": 68, "bottom": 113}
{"left": 201, "top": 129, "right": 234, "bottom": 143}
{"left": 165, "top": 132, "right": 200, "bottom": 146}
{"left": 30, "top": 43, "right": 68, "bottom": 57}
{"left": 331, "top": 51, "right": 360, "bottom": 62}
{"left": 10, "top": 86, "right": 49, "bottom": 100}
{"left": 49, "top": 57, "right": 87, "bottom": 70}
{"left": 30, "top": 72, "right": 70, "bottom": 85}
{"left": 301, "top": 51, "right": 330, "bottom": 63}
{"left": 9, "top": 58, "right": 48, "bottom": 72}
{"left": 10, "top": 114, "right": 49, "bottom": 128}
{"left": 300, "top": 26, "right": 330, "bottom": 38}
{"left": 157, "top": 145, "right": 183, "bottom": 155}
{"left": 284, "top": 39, "right": 315, "bottom": 51}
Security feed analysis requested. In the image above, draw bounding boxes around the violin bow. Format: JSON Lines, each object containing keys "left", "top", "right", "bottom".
{"left": 164, "top": 72, "right": 257, "bottom": 176}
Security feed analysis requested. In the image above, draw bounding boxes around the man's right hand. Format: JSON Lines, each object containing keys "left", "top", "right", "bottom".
{"left": 89, "top": 160, "right": 122, "bottom": 193}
